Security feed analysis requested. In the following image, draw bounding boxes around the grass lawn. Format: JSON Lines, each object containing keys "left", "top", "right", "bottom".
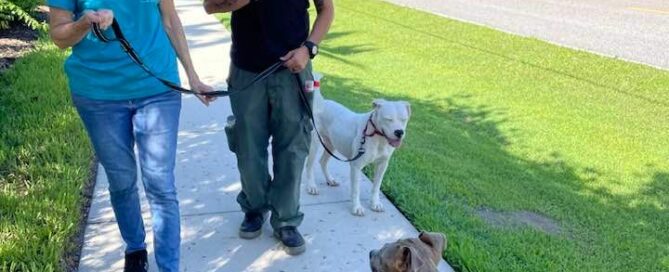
{"left": 0, "top": 39, "right": 93, "bottom": 271}
{"left": 220, "top": 1, "right": 669, "bottom": 271}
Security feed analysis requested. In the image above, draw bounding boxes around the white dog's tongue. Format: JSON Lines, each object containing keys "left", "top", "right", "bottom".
{"left": 388, "top": 139, "right": 402, "bottom": 148}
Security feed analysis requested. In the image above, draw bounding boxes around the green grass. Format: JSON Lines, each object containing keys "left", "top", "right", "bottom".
{"left": 220, "top": 1, "right": 669, "bottom": 271}
{"left": 0, "top": 38, "right": 93, "bottom": 271}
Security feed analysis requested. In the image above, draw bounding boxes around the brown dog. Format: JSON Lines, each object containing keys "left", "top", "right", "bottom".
{"left": 369, "top": 232, "right": 447, "bottom": 272}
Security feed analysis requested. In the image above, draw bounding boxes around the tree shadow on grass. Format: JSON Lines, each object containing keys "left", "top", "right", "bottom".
{"left": 317, "top": 73, "right": 669, "bottom": 271}
{"left": 337, "top": 5, "right": 669, "bottom": 109}
{"left": 318, "top": 31, "right": 376, "bottom": 69}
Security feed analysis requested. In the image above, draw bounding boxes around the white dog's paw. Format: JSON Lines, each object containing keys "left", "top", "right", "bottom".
{"left": 351, "top": 205, "right": 366, "bottom": 216}
{"left": 326, "top": 179, "right": 339, "bottom": 187}
{"left": 370, "top": 201, "right": 385, "bottom": 212}
{"left": 306, "top": 185, "right": 319, "bottom": 195}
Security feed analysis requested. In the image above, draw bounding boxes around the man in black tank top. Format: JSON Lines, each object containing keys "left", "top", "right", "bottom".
{"left": 204, "top": 0, "right": 334, "bottom": 256}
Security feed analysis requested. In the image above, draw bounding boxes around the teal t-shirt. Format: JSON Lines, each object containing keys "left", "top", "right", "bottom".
{"left": 48, "top": 0, "right": 179, "bottom": 100}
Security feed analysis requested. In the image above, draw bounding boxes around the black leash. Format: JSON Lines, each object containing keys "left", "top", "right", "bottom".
{"left": 94, "top": 19, "right": 366, "bottom": 162}
{"left": 294, "top": 74, "right": 366, "bottom": 162}
{"left": 91, "top": 19, "right": 283, "bottom": 97}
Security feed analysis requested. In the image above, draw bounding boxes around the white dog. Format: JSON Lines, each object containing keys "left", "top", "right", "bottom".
{"left": 304, "top": 89, "right": 411, "bottom": 216}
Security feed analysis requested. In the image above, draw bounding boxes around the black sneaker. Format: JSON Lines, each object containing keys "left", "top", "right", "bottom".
{"left": 273, "top": 226, "right": 306, "bottom": 255}
{"left": 124, "top": 249, "right": 148, "bottom": 272}
{"left": 239, "top": 212, "right": 266, "bottom": 239}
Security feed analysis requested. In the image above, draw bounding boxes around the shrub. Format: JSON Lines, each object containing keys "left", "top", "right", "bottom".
{"left": 0, "top": 0, "right": 45, "bottom": 30}
{"left": 11, "top": 0, "right": 42, "bottom": 13}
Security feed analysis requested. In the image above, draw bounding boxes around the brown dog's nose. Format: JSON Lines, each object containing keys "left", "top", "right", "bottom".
{"left": 394, "top": 130, "right": 404, "bottom": 138}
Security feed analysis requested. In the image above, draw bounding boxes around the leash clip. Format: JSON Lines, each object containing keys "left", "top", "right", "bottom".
{"left": 304, "top": 80, "right": 314, "bottom": 93}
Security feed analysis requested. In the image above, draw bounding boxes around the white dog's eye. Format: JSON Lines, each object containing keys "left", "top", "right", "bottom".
{"left": 399, "top": 118, "right": 408, "bottom": 122}
{"left": 384, "top": 117, "right": 393, "bottom": 122}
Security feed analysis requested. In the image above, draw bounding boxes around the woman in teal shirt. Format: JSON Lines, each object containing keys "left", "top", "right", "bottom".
{"left": 48, "top": 0, "right": 212, "bottom": 271}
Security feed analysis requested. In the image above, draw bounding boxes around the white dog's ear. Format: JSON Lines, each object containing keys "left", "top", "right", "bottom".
{"left": 403, "top": 101, "right": 411, "bottom": 117}
{"left": 372, "top": 99, "right": 386, "bottom": 109}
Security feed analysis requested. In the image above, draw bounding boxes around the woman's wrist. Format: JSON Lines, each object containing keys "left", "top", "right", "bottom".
{"left": 187, "top": 72, "right": 200, "bottom": 84}
{"left": 74, "top": 17, "right": 90, "bottom": 32}
{"left": 74, "top": 11, "right": 99, "bottom": 35}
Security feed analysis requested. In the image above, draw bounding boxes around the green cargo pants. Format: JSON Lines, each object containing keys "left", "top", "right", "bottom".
{"left": 225, "top": 62, "right": 313, "bottom": 230}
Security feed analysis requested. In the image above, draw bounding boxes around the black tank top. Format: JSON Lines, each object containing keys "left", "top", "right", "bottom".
{"left": 231, "top": 0, "right": 310, "bottom": 73}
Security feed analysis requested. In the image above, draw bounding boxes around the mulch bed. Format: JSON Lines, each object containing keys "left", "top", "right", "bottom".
{"left": 0, "top": 23, "right": 38, "bottom": 71}
{"left": 0, "top": 10, "right": 46, "bottom": 72}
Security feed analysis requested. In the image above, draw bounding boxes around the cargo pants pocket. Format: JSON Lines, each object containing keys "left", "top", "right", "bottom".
{"left": 224, "top": 115, "right": 238, "bottom": 153}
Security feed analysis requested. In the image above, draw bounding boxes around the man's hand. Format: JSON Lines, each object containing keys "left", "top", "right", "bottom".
{"left": 280, "top": 46, "right": 310, "bottom": 73}
{"left": 190, "top": 79, "right": 217, "bottom": 106}
{"left": 215, "top": 0, "right": 238, "bottom": 7}
{"left": 204, "top": 0, "right": 250, "bottom": 14}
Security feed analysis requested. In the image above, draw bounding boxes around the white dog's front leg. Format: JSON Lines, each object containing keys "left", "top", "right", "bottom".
{"left": 370, "top": 159, "right": 390, "bottom": 212}
{"left": 305, "top": 133, "right": 320, "bottom": 195}
{"left": 320, "top": 144, "right": 338, "bottom": 187}
{"left": 350, "top": 165, "right": 365, "bottom": 216}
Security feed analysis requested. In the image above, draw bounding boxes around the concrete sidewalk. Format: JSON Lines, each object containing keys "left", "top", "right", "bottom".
{"left": 77, "top": 0, "right": 452, "bottom": 271}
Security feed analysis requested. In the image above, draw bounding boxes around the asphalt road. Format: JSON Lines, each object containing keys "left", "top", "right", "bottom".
{"left": 383, "top": 0, "right": 669, "bottom": 70}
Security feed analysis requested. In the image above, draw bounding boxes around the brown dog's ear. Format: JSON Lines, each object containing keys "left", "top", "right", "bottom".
{"left": 397, "top": 246, "right": 412, "bottom": 271}
{"left": 394, "top": 246, "right": 425, "bottom": 272}
{"left": 419, "top": 232, "right": 447, "bottom": 263}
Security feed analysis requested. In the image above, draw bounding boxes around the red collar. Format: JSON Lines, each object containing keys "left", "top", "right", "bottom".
{"left": 364, "top": 113, "right": 388, "bottom": 139}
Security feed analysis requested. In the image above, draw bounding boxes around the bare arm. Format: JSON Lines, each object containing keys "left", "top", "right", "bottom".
{"left": 307, "top": 0, "right": 334, "bottom": 44}
{"left": 281, "top": 0, "right": 335, "bottom": 72}
{"left": 203, "top": 0, "right": 250, "bottom": 14}
{"left": 160, "top": 0, "right": 215, "bottom": 104}
{"left": 49, "top": 8, "right": 111, "bottom": 49}
{"left": 160, "top": 0, "right": 197, "bottom": 81}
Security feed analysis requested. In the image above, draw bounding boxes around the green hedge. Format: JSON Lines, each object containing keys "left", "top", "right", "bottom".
{"left": 0, "top": 0, "right": 44, "bottom": 30}
{"left": 12, "top": 0, "right": 42, "bottom": 12}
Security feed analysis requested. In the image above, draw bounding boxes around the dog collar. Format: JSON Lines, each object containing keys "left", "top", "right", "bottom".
{"left": 365, "top": 113, "right": 383, "bottom": 137}
{"left": 364, "top": 113, "right": 395, "bottom": 145}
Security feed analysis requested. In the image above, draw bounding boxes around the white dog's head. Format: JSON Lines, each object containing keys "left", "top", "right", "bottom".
{"left": 371, "top": 99, "right": 411, "bottom": 148}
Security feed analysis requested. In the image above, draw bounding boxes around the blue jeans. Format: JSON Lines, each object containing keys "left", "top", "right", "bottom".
{"left": 73, "top": 91, "right": 182, "bottom": 272}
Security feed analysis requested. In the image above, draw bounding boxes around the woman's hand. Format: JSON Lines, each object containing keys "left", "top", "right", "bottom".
{"left": 50, "top": 8, "right": 116, "bottom": 49}
{"left": 77, "top": 10, "right": 97, "bottom": 28}
{"left": 190, "top": 78, "right": 217, "bottom": 106}
{"left": 93, "top": 9, "right": 114, "bottom": 30}
{"left": 161, "top": 0, "right": 215, "bottom": 106}
{"left": 78, "top": 9, "right": 114, "bottom": 29}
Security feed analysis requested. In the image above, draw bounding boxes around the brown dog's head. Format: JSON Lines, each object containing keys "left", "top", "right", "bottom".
{"left": 369, "top": 232, "right": 447, "bottom": 272}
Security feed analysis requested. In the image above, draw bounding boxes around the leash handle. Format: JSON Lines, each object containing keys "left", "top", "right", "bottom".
{"left": 294, "top": 73, "right": 366, "bottom": 162}
{"left": 91, "top": 19, "right": 282, "bottom": 97}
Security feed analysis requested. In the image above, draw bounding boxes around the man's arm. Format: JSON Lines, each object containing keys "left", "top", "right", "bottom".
{"left": 282, "top": 0, "right": 335, "bottom": 73}
{"left": 307, "top": 0, "right": 334, "bottom": 44}
{"left": 203, "top": 0, "right": 250, "bottom": 14}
